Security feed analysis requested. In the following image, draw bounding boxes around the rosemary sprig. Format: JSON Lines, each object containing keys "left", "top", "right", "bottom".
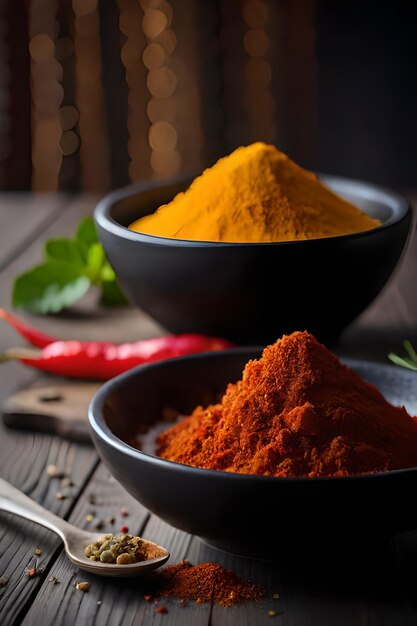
{"left": 388, "top": 340, "right": 417, "bottom": 371}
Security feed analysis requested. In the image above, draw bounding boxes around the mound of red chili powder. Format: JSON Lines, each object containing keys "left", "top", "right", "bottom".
{"left": 152, "top": 560, "right": 264, "bottom": 608}
{"left": 156, "top": 331, "right": 417, "bottom": 477}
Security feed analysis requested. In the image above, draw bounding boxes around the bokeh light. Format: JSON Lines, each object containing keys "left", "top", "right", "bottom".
{"left": 72, "top": 0, "right": 110, "bottom": 191}
{"left": 242, "top": 0, "right": 275, "bottom": 142}
{"left": 29, "top": 1, "right": 62, "bottom": 191}
{"left": 142, "top": 0, "right": 181, "bottom": 178}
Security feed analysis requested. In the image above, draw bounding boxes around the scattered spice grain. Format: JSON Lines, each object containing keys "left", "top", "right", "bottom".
{"left": 48, "top": 576, "right": 60, "bottom": 584}
{"left": 0, "top": 577, "right": 8, "bottom": 588}
{"left": 86, "top": 513, "right": 94, "bottom": 522}
{"left": 94, "top": 520, "right": 105, "bottom": 530}
{"left": 119, "top": 525, "right": 129, "bottom": 533}
{"left": 25, "top": 566, "right": 41, "bottom": 578}
{"left": 152, "top": 560, "right": 264, "bottom": 608}
{"left": 268, "top": 610, "right": 277, "bottom": 617}
{"left": 75, "top": 581, "right": 90, "bottom": 592}
{"left": 34, "top": 549, "right": 41, "bottom": 556}
{"left": 155, "top": 606, "right": 168, "bottom": 614}
{"left": 55, "top": 491, "right": 66, "bottom": 500}
{"left": 46, "top": 464, "right": 64, "bottom": 478}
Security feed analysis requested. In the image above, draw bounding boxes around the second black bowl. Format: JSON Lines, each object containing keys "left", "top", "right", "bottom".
{"left": 94, "top": 174, "right": 411, "bottom": 345}
{"left": 88, "top": 349, "right": 417, "bottom": 559}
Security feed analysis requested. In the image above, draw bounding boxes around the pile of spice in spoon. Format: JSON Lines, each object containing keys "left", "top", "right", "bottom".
{"left": 84, "top": 532, "right": 166, "bottom": 565}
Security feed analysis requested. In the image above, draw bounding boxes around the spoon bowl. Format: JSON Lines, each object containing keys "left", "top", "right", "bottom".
{"left": 61, "top": 527, "right": 169, "bottom": 577}
{"left": 0, "top": 477, "right": 169, "bottom": 577}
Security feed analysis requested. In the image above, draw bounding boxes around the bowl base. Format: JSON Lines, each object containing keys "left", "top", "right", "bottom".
{"left": 199, "top": 528, "right": 403, "bottom": 561}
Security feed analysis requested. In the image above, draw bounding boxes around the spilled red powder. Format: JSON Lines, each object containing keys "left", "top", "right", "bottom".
{"left": 154, "top": 560, "right": 264, "bottom": 608}
{"left": 156, "top": 331, "right": 417, "bottom": 477}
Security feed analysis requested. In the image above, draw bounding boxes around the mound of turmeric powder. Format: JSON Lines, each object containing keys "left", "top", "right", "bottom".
{"left": 156, "top": 331, "right": 417, "bottom": 477}
{"left": 130, "top": 143, "right": 380, "bottom": 242}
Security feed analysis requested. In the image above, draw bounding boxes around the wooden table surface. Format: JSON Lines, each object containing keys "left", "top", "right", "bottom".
{"left": 1, "top": 192, "right": 417, "bottom": 626}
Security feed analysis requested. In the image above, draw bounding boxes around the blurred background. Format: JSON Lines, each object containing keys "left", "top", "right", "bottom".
{"left": 0, "top": 0, "right": 416, "bottom": 194}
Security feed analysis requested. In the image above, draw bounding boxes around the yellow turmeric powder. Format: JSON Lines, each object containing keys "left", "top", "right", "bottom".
{"left": 129, "top": 142, "right": 381, "bottom": 242}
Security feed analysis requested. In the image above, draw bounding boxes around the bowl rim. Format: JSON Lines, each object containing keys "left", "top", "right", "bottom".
{"left": 88, "top": 347, "right": 417, "bottom": 484}
{"left": 94, "top": 172, "right": 411, "bottom": 248}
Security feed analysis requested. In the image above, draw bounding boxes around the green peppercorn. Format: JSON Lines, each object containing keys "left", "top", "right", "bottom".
{"left": 99, "top": 540, "right": 111, "bottom": 552}
{"left": 84, "top": 532, "right": 155, "bottom": 565}
{"left": 100, "top": 550, "right": 115, "bottom": 563}
{"left": 84, "top": 544, "right": 94, "bottom": 557}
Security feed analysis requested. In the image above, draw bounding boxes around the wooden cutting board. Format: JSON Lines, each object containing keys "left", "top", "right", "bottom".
{"left": 1, "top": 382, "right": 101, "bottom": 443}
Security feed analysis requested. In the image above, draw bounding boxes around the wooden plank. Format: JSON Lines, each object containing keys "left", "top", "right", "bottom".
{"left": 0, "top": 443, "right": 98, "bottom": 625}
{"left": 22, "top": 461, "right": 417, "bottom": 626}
{"left": 0, "top": 197, "right": 101, "bottom": 625}
{"left": 0, "top": 193, "right": 66, "bottom": 271}
{"left": 20, "top": 463, "right": 208, "bottom": 626}
{"left": 0, "top": 196, "right": 163, "bottom": 352}
{"left": 2, "top": 381, "right": 101, "bottom": 442}
{"left": 2, "top": 192, "right": 417, "bottom": 626}
{"left": 0, "top": 363, "right": 98, "bottom": 626}
{"left": 0, "top": 194, "right": 162, "bottom": 348}
{"left": 0, "top": 194, "right": 163, "bottom": 624}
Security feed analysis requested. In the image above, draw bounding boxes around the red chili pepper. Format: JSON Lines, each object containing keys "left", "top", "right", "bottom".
{"left": 0, "top": 307, "right": 55, "bottom": 348}
{"left": 0, "top": 309, "right": 234, "bottom": 380}
{"left": 1, "top": 334, "right": 234, "bottom": 380}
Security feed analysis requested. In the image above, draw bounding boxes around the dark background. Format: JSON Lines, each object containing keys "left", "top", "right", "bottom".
{"left": 316, "top": 0, "right": 417, "bottom": 187}
{"left": 0, "top": 0, "right": 416, "bottom": 193}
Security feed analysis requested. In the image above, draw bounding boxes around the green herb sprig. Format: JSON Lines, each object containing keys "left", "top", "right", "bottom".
{"left": 388, "top": 340, "right": 417, "bottom": 371}
{"left": 12, "top": 217, "right": 127, "bottom": 314}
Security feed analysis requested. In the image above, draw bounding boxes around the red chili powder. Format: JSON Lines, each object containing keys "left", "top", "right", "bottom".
{"left": 152, "top": 560, "right": 264, "bottom": 608}
{"left": 156, "top": 331, "right": 417, "bottom": 477}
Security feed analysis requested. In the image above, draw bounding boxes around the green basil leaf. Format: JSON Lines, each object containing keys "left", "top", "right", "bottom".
{"left": 76, "top": 216, "right": 98, "bottom": 261}
{"left": 100, "top": 260, "right": 116, "bottom": 282}
{"left": 45, "top": 238, "right": 86, "bottom": 269}
{"left": 12, "top": 215, "right": 125, "bottom": 313}
{"left": 12, "top": 261, "right": 91, "bottom": 314}
{"left": 86, "top": 242, "right": 106, "bottom": 284}
{"left": 100, "top": 279, "right": 129, "bottom": 306}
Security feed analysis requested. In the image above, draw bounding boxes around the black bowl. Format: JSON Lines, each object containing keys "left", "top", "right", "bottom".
{"left": 94, "top": 174, "right": 411, "bottom": 345}
{"left": 88, "top": 349, "right": 417, "bottom": 558}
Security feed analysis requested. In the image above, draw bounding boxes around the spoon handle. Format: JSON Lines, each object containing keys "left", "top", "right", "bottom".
{"left": 0, "top": 476, "right": 78, "bottom": 544}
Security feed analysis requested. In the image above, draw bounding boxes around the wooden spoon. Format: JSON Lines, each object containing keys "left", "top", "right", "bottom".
{"left": 0, "top": 477, "right": 169, "bottom": 577}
